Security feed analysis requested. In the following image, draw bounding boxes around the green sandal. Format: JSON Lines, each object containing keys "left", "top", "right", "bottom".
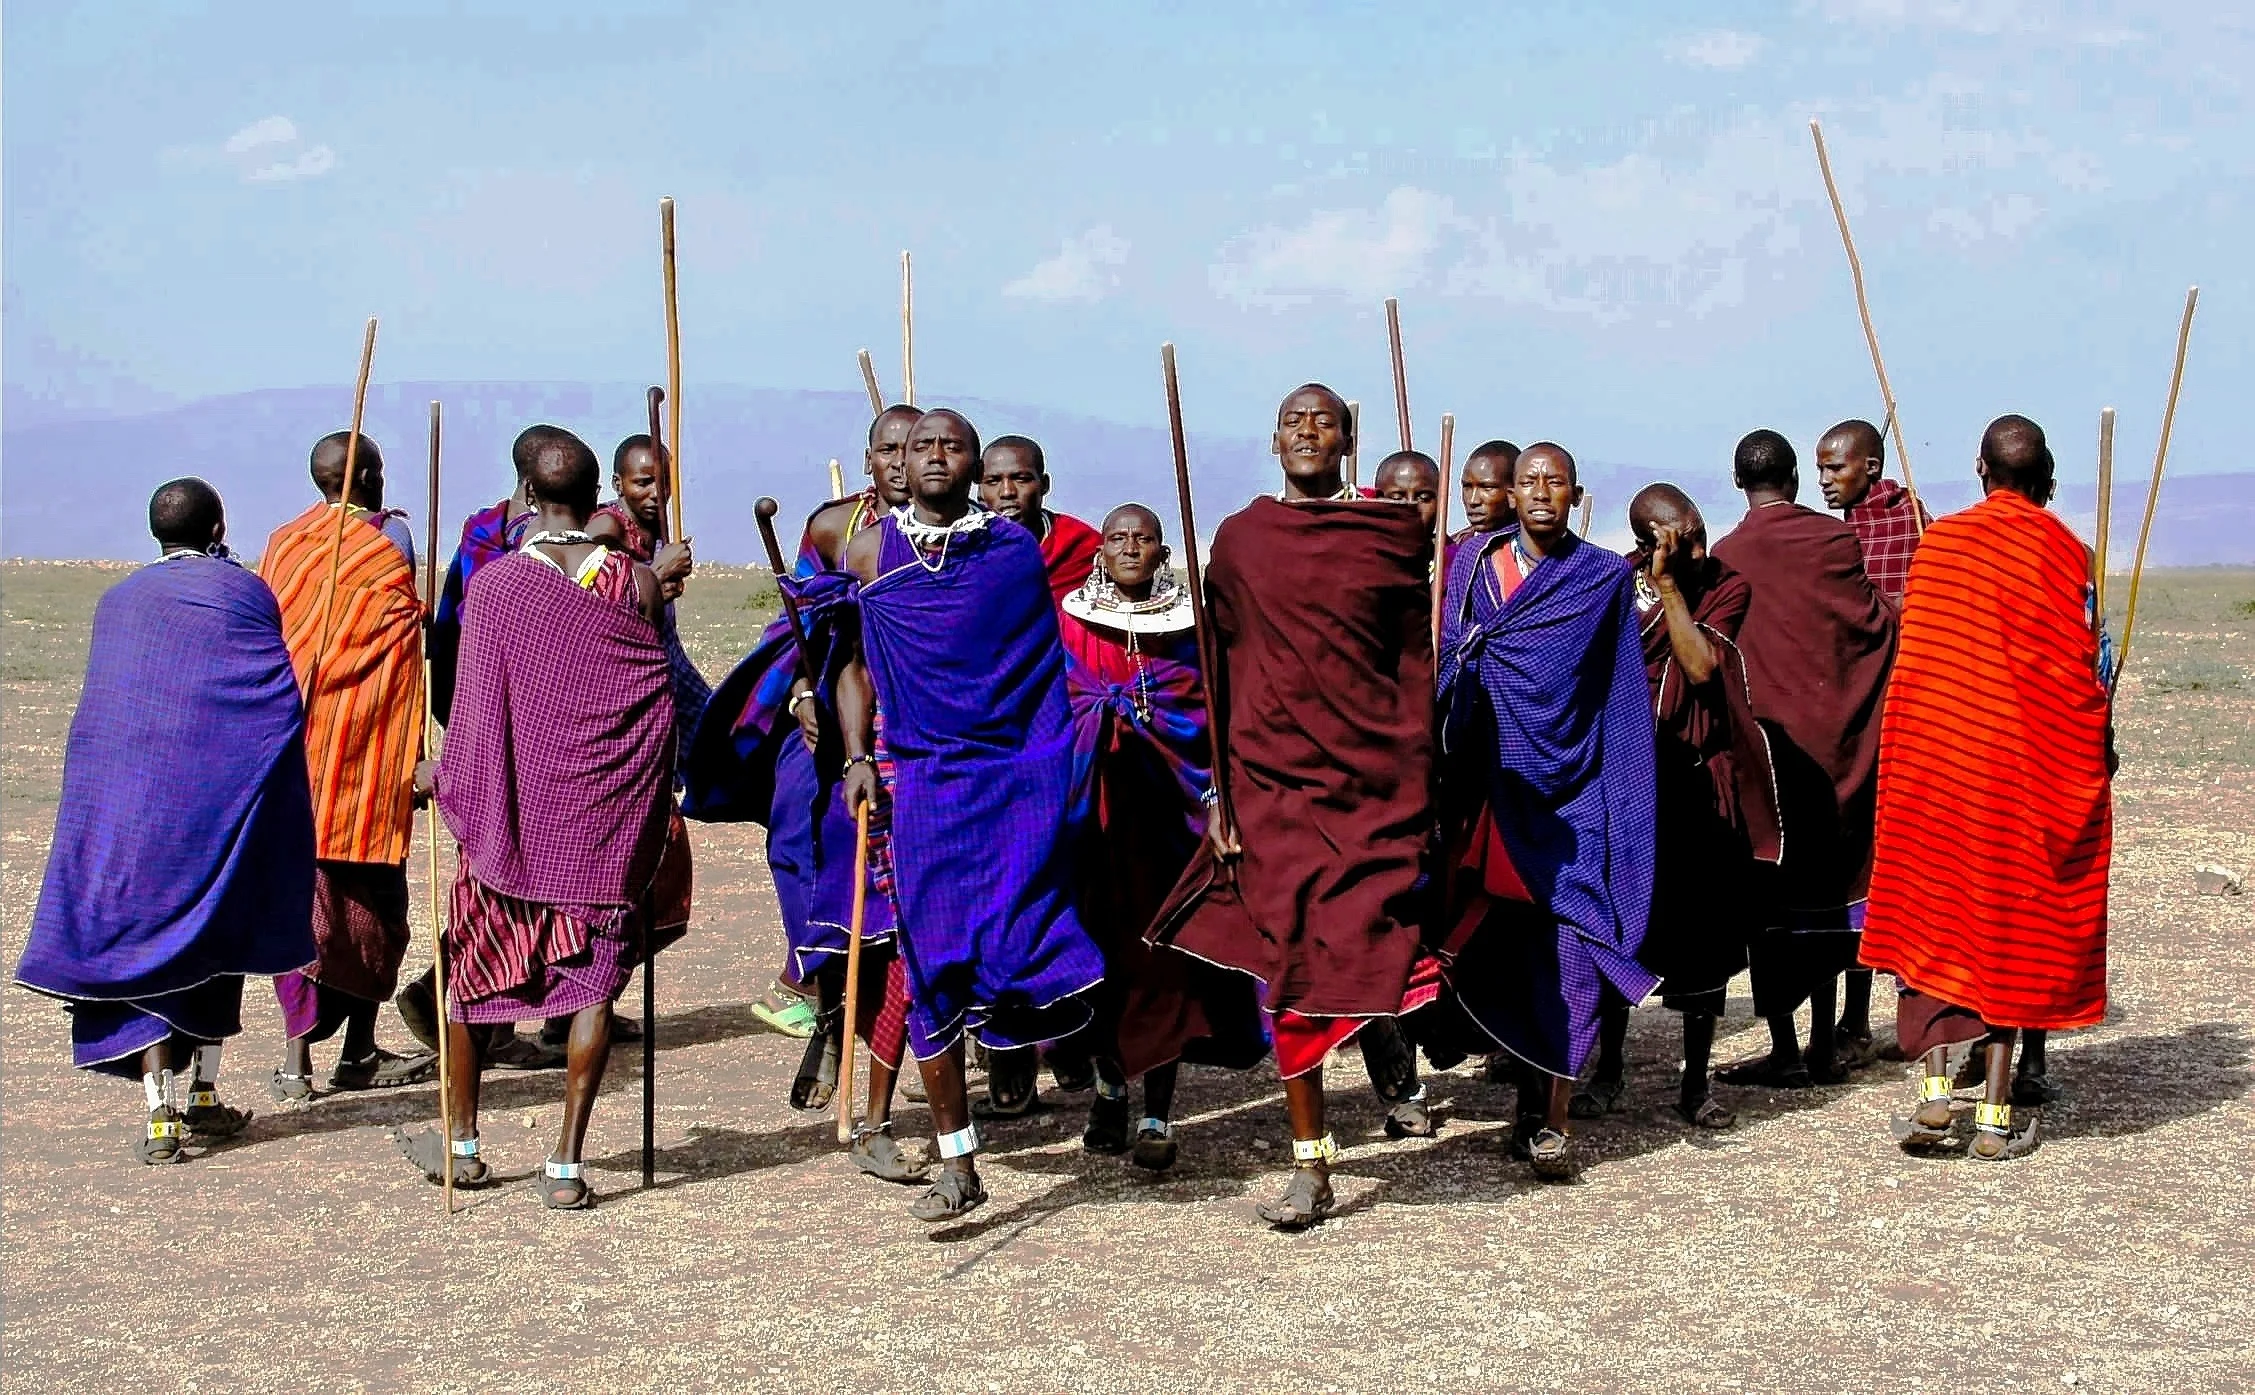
{"left": 750, "top": 980, "right": 820, "bottom": 1039}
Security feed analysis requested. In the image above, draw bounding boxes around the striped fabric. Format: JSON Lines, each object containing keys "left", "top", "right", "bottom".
{"left": 1843, "top": 478, "right": 1931, "bottom": 603}
{"left": 261, "top": 503, "right": 426, "bottom": 864}
{"left": 1860, "top": 489, "right": 2111, "bottom": 1030}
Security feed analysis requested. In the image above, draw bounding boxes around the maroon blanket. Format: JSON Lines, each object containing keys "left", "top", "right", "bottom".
{"left": 1153, "top": 496, "right": 1433, "bottom": 1018}
{"left": 1638, "top": 559, "right": 1781, "bottom": 993}
{"left": 435, "top": 553, "right": 674, "bottom": 920}
{"left": 1710, "top": 502, "right": 1894, "bottom": 914}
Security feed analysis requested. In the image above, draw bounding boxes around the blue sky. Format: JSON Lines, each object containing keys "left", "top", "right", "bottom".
{"left": 5, "top": 1, "right": 2246, "bottom": 482}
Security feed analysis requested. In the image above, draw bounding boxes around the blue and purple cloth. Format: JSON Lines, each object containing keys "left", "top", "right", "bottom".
{"left": 15, "top": 555, "right": 317, "bottom": 1076}
{"left": 857, "top": 515, "right": 1103, "bottom": 1058}
{"left": 429, "top": 500, "right": 531, "bottom": 727}
{"left": 1437, "top": 531, "right": 1659, "bottom": 1079}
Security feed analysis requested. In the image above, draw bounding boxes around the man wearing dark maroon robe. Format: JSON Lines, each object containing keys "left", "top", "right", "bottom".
{"left": 1711, "top": 430, "right": 1895, "bottom": 1088}
{"left": 1151, "top": 383, "right": 1433, "bottom": 1230}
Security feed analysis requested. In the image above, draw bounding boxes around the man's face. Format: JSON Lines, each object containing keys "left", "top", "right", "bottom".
{"left": 1376, "top": 464, "right": 1439, "bottom": 535}
{"left": 1272, "top": 389, "right": 1350, "bottom": 485}
{"left": 1631, "top": 509, "right": 1710, "bottom": 578}
{"left": 907, "top": 413, "right": 979, "bottom": 504}
{"left": 1461, "top": 453, "right": 1514, "bottom": 532}
{"left": 1816, "top": 437, "right": 1880, "bottom": 511}
{"left": 978, "top": 445, "right": 1047, "bottom": 524}
{"left": 1512, "top": 449, "right": 1580, "bottom": 545}
{"left": 1100, "top": 508, "right": 1166, "bottom": 591}
{"left": 866, "top": 412, "right": 917, "bottom": 508}
{"left": 614, "top": 447, "right": 668, "bottom": 529}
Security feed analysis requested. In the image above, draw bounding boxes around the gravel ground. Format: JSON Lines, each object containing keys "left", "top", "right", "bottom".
{"left": 4, "top": 562, "right": 2250, "bottom": 1394}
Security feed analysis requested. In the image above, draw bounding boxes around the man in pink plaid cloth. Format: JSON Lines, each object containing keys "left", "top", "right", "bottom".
{"left": 1816, "top": 418, "right": 1931, "bottom": 605}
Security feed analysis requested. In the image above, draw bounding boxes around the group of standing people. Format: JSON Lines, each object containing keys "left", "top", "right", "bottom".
{"left": 17, "top": 381, "right": 2116, "bottom": 1227}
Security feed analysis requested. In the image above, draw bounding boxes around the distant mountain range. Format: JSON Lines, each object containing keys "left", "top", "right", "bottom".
{"left": 3, "top": 380, "right": 2248, "bottom": 567}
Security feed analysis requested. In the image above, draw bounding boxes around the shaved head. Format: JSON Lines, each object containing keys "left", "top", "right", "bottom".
{"left": 1375, "top": 450, "right": 1440, "bottom": 493}
{"left": 1733, "top": 428, "right": 1797, "bottom": 495}
{"left": 149, "top": 477, "right": 224, "bottom": 551}
{"left": 1628, "top": 482, "right": 1700, "bottom": 538}
{"left": 1516, "top": 441, "right": 1577, "bottom": 487}
{"left": 1980, "top": 414, "right": 2055, "bottom": 500}
{"left": 512, "top": 424, "right": 572, "bottom": 481}
{"left": 310, "top": 431, "right": 384, "bottom": 505}
{"left": 526, "top": 430, "right": 601, "bottom": 513}
{"left": 868, "top": 403, "right": 923, "bottom": 447}
{"left": 1277, "top": 382, "right": 1350, "bottom": 428}
{"left": 912, "top": 409, "right": 981, "bottom": 459}
{"left": 1102, "top": 502, "right": 1164, "bottom": 540}
{"left": 1821, "top": 419, "right": 1884, "bottom": 462}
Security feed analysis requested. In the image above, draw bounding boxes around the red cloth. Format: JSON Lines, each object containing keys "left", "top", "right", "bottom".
{"left": 1843, "top": 478, "right": 1931, "bottom": 603}
{"left": 1152, "top": 496, "right": 1433, "bottom": 1019}
{"left": 1860, "top": 490, "right": 2110, "bottom": 1030}
{"left": 1039, "top": 510, "right": 1102, "bottom": 608}
{"left": 1710, "top": 501, "right": 1895, "bottom": 915}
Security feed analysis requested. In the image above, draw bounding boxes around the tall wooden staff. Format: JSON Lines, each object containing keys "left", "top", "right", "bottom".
{"left": 312, "top": 318, "right": 380, "bottom": 662}
{"left": 1432, "top": 412, "right": 1454, "bottom": 659}
{"left": 646, "top": 388, "right": 667, "bottom": 536}
{"left": 638, "top": 387, "right": 665, "bottom": 1187}
{"left": 660, "top": 198, "right": 685, "bottom": 544}
{"left": 2115, "top": 286, "right": 2200, "bottom": 691}
{"left": 1385, "top": 297, "right": 1412, "bottom": 452}
{"left": 2093, "top": 407, "right": 2116, "bottom": 612}
{"left": 828, "top": 458, "right": 847, "bottom": 501}
{"left": 900, "top": 252, "right": 916, "bottom": 407}
{"left": 1810, "top": 120, "right": 1926, "bottom": 536}
{"left": 1577, "top": 495, "right": 1595, "bottom": 537}
{"left": 858, "top": 350, "right": 885, "bottom": 416}
{"left": 1161, "top": 344, "right": 1235, "bottom": 847}
{"left": 423, "top": 399, "right": 454, "bottom": 1217}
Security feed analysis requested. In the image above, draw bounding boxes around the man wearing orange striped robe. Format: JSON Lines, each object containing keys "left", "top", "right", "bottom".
{"left": 261, "top": 432, "right": 435, "bottom": 1098}
{"left": 1861, "top": 415, "right": 2112, "bottom": 1162}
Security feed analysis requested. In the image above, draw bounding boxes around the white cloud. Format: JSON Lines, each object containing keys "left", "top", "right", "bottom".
{"left": 246, "top": 145, "right": 336, "bottom": 183}
{"left": 1672, "top": 30, "right": 1767, "bottom": 70}
{"left": 1927, "top": 192, "right": 2044, "bottom": 244}
{"left": 1004, "top": 226, "right": 1130, "bottom": 301}
{"left": 224, "top": 116, "right": 298, "bottom": 154}
{"left": 1814, "top": 0, "right": 2143, "bottom": 44}
{"left": 1209, "top": 186, "right": 1460, "bottom": 306}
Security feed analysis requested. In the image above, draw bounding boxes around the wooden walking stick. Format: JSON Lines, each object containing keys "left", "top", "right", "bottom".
{"left": 1433, "top": 412, "right": 1454, "bottom": 660}
{"left": 2094, "top": 407, "right": 2116, "bottom": 613}
{"left": 660, "top": 198, "right": 685, "bottom": 543}
{"left": 636, "top": 385, "right": 670, "bottom": 1188}
{"left": 2115, "top": 286, "right": 2200, "bottom": 692}
{"left": 1385, "top": 297, "right": 1412, "bottom": 453}
{"left": 828, "top": 458, "right": 847, "bottom": 501}
{"left": 646, "top": 386, "right": 668, "bottom": 531}
{"left": 1344, "top": 400, "right": 1362, "bottom": 489}
{"left": 423, "top": 398, "right": 454, "bottom": 1217}
{"left": 1161, "top": 343, "right": 1235, "bottom": 847}
{"left": 312, "top": 318, "right": 380, "bottom": 662}
{"left": 1577, "top": 494, "right": 1594, "bottom": 537}
{"left": 836, "top": 801, "right": 872, "bottom": 1144}
{"left": 858, "top": 350, "right": 885, "bottom": 416}
{"left": 901, "top": 251, "right": 916, "bottom": 407}
{"left": 1810, "top": 119, "right": 1926, "bottom": 537}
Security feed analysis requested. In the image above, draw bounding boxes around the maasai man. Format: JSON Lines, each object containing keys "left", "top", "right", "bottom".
{"left": 1150, "top": 384, "right": 1434, "bottom": 1229}
{"left": 1060, "top": 504, "right": 1263, "bottom": 1171}
{"left": 685, "top": 405, "right": 928, "bottom": 1184}
{"left": 1817, "top": 418, "right": 1931, "bottom": 604}
{"left": 1375, "top": 450, "right": 1442, "bottom": 534}
{"left": 393, "top": 431, "right": 685, "bottom": 1209}
{"left": 589, "top": 431, "right": 709, "bottom": 734}
{"left": 1436, "top": 443, "right": 1657, "bottom": 1180}
{"left": 978, "top": 433, "right": 1101, "bottom": 606}
{"left": 1571, "top": 484, "right": 1779, "bottom": 1130}
{"left": 16, "top": 480, "right": 314, "bottom": 1162}
{"left": 834, "top": 407, "right": 1105, "bottom": 1221}
{"left": 260, "top": 433, "right": 434, "bottom": 1100}
{"left": 1711, "top": 429, "right": 1896, "bottom": 1087}
{"left": 1862, "top": 416, "right": 2111, "bottom": 1161}
{"left": 400, "top": 424, "right": 578, "bottom": 1071}
{"left": 1459, "top": 440, "right": 1520, "bottom": 539}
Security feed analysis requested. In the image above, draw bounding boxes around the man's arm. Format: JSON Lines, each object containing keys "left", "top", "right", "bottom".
{"left": 630, "top": 560, "right": 664, "bottom": 627}
{"left": 586, "top": 511, "right": 627, "bottom": 545}
{"left": 1647, "top": 526, "right": 1720, "bottom": 685}
{"left": 835, "top": 525, "right": 884, "bottom": 810}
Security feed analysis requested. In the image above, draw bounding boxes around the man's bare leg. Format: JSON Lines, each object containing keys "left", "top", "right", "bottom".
{"left": 1899, "top": 1041, "right": 1958, "bottom": 1149}
{"left": 1805, "top": 974, "right": 1844, "bottom": 1082}
{"left": 851, "top": 1050, "right": 925, "bottom": 1183}
{"left": 2013, "top": 1028, "right": 2058, "bottom": 1104}
{"left": 1131, "top": 1061, "right": 1181, "bottom": 1171}
{"left": 1968, "top": 1029, "right": 2034, "bottom": 1160}
{"left": 394, "top": 1019, "right": 489, "bottom": 1185}
{"left": 1255, "top": 1070, "right": 1335, "bottom": 1228}
{"left": 1677, "top": 1012, "right": 1733, "bottom": 1128}
{"left": 542, "top": 1001, "right": 611, "bottom": 1207}
{"left": 1572, "top": 1001, "right": 1631, "bottom": 1118}
{"left": 908, "top": 1041, "right": 986, "bottom": 1220}
{"left": 1839, "top": 968, "right": 1875, "bottom": 1064}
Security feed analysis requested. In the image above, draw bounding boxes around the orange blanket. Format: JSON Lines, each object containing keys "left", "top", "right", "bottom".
{"left": 261, "top": 504, "right": 425, "bottom": 864}
{"left": 1860, "top": 489, "right": 2110, "bottom": 1029}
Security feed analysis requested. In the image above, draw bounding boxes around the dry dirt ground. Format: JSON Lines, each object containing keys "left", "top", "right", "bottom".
{"left": 4, "top": 560, "right": 2250, "bottom": 1394}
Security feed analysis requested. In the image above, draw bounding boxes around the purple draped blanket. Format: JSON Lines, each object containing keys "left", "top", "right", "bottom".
{"left": 17, "top": 557, "right": 316, "bottom": 1017}
{"left": 436, "top": 552, "right": 673, "bottom": 920}
{"left": 857, "top": 516, "right": 1103, "bottom": 1057}
{"left": 1438, "top": 532, "right": 1659, "bottom": 1077}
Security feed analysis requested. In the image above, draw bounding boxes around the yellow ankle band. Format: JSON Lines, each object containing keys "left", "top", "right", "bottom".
{"left": 1917, "top": 1075, "right": 1953, "bottom": 1103}
{"left": 1973, "top": 1102, "right": 2012, "bottom": 1131}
